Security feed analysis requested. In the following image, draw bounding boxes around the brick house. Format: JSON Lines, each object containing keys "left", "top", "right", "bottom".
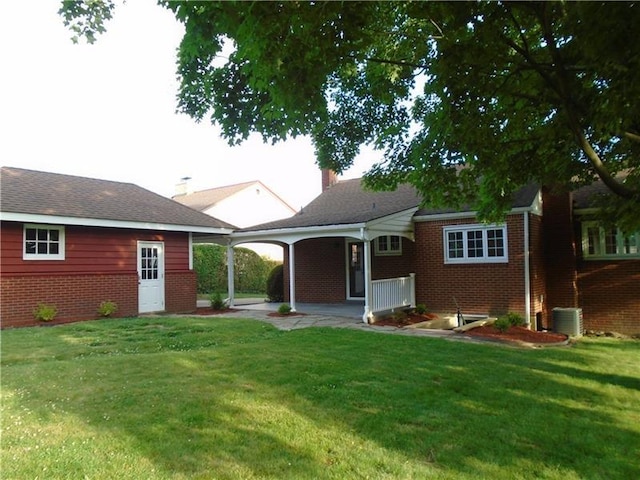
{"left": 231, "top": 171, "right": 639, "bottom": 335}
{"left": 0, "top": 167, "right": 234, "bottom": 328}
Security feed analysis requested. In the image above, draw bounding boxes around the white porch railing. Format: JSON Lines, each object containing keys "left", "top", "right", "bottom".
{"left": 370, "top": 273, "right": 416, "bottom": 315}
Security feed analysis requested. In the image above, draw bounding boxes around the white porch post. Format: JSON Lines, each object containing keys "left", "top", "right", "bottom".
{"left": 362, "top": 238, "right": 373, "bottom": 323}
{"left": 288, "top": 242, "right": 297, "bottom": 313}
{"left": 226, "top": 244, "right": 235, "bottom": 308}
{"left": 409, "top": 272, "right": 416, "bottom": 308}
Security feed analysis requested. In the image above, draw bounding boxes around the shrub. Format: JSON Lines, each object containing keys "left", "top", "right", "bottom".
{"left": 209, "top": 292, "right": 227, "bottom": 311}
{"left": 266, "top": 264, "right": 284, "bottom": 302}
{"left": 505, "top": 312, "right": 526, "bottom": 327}
{"left": 33, "top": 304, "right": 57, "bottom": 322}
{"left": 495, "top": 312, "right": 526, "bottom": 332}
{"left": 193, "top": 244, "right": 227, "bottom": 294}
{"left": 278, "top": 303, "right": 292, "bottom": 315}
{"left": 97, "top": 301, "right": 118, "bottom": 317}
{"left": 193, "top": 244, "right": 278, "bottom": 295}
{"left": 415, "top": 304, "right": 427, "bottom": 315}
{"left": 494, "top": 316, "right": 512, "bottom": 333}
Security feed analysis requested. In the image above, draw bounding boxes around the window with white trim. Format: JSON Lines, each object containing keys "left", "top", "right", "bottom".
{"left": 375, "top": 235, "right": 402, "bottom": 256}
{"left": 582, "top": 222, "right": 639, "bottom": 259}
{"left": 23, "top": 224, "right": 65, "bottom": 260}
{"left": 443, "top": 224, "right": 508, "bottom": 263}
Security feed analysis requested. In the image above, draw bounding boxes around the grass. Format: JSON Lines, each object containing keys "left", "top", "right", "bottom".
{"left": 2, "top": 317, "right": 639, "bottom": 480}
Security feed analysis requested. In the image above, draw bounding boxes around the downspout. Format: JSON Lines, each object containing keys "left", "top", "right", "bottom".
{"left": 523, "top": 212, "right": 531, "bottom": 327}
{"left": 288, "top": 242, "right": 297, "bottom": 313}
{"left": 226, "top": 243, "right": 235, "bottom": 308}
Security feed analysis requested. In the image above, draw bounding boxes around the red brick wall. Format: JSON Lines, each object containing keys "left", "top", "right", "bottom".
{"left": 576, "top": 258, "right": 640, "bottom": 335}
{"left": 414, "top": 215, "right": 527, "bottom": 317}
{"left": 165, "top": 270, "right": 197, "bottom": 314}
{"left": 285, "top": 238, "right": 346, "bottom": 303}
{"left": 371, "top": 237, "right": 416, "bottom": 280}
{"left": 1, "top": 273, "right": 138, "bottom": 328}
{"left": 541, "top": 190, "right": 579, "bottom": 322}
{"left": 528, "top": 213, "right": 546, "bottom": 327}
{"left": 283, "top": 237, "right": 417, "bottom": 303}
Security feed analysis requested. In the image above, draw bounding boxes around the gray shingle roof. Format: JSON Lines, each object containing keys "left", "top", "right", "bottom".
{"left": 0, "top": 167, "right": 236, "bottom": 230}
{"left": 174, "top": 180, "right": 295, "bottom": 214}
{"left": 242, "top": 178, "right": 541, "bottom": 232}
{"left": 242, "top": 178, "right": 422, "bottom": 231}
{"left": 173, "top": 180, "right": 260, "bottom": 211}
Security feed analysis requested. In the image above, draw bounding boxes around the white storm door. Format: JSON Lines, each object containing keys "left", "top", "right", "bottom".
{"left": 137, "top": 241, "right": 165, "bottom": 313}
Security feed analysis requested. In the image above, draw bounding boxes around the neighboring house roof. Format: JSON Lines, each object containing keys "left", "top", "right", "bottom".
{"left": 0, "top": 167, "right": 236, "bottom": 233}
{"left": 173, "top": 180, "right": 296, "bottom": 214}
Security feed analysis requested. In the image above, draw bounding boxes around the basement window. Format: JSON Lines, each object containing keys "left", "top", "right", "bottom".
{"left": 375, "top": 235, "right": 402, "bottom": 256}
{"left": 443, "top": 224, "right": 508, "bottom": 264}
{"left": 23, "top": 224, "right": 65, "bottom": 260}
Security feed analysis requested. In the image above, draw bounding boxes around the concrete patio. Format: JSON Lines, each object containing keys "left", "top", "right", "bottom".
{"left": 195, "top": 297, "right": 466, "bottom": 340}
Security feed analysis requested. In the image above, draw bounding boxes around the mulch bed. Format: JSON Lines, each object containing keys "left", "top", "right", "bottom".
{"left": 463, "top": 325, "right": 568, "bottom": 344}
{"left": 373, "top": 313, "right": 439, "bottom": 327}
{"left": 373, "top": 313, "right": 569, "bottom": 345}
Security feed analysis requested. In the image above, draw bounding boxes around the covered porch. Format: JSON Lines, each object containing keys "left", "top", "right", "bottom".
{"left": 227, "top": 206, "right": 419, "bottom": 323}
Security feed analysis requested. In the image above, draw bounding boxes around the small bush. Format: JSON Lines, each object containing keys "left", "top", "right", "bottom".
{"left": 278, "top": 303, "right": 292, "bottom": 315}
{"left": 97, "top": 301, "right": 118, "bottom": 317}
{"left": 415, "top": 304, "right": 427, "bottom": 315}
{"left": 267, "top": 264, "right": 284, "bottom": 302}
{"left": 505, "top": 312, "right": 525, "bottom": 327}
{"left": 209, "top": 292, "right": 227, "bottom": 310}
{"left": 495, "top": 312, "right": 526, "bottom": 332}
{"left": 494, "top": 316, "right": 512, "bottom": 333}
{"left": 33, "top": 304, "right": 57, "bottom": 322}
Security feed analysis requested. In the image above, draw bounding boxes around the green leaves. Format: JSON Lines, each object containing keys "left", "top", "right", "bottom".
{"left": 59, "top": 1, "right": 640, "bottom": 227}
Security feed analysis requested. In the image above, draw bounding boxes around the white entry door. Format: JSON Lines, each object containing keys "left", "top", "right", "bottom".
{"left": 137, "top": 241, "right": 165, "bottom": 313}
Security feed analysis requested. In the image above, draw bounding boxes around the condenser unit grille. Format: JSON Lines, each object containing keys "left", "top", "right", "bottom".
{"left": 552, "top": 308, "right": 583, "bottom": 337}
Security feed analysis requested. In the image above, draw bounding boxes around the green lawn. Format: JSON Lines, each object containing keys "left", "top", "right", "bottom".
{"left": 2, "top": 317, "right": 639, "bottom": 480}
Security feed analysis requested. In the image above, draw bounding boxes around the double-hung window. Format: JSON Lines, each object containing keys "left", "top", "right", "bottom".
{"left": 582, "top": 222, "right": 639, "bottom": 259}
{"left": 443, "top": 224, "right": 508, "bottom": 264}
{"left": 23, "top": 224, "right": 65, "bottom": 260}
{"left": 375, "top": 235, "right": 402, "bottom": 256}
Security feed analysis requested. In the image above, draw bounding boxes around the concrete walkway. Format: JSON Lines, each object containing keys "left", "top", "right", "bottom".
{"left": 196, "top": 298, "right": 476, "bottom": 342}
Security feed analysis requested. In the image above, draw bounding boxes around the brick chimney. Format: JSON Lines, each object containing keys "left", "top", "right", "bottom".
{"left": 321, "top": 169, "right": 338, "bottom": 191}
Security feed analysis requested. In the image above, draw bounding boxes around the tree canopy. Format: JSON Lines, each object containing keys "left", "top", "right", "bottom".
{"left": 60, "top": 1, "right": 640, "bottom": 229}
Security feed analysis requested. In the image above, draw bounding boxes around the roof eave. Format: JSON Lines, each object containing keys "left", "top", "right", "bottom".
{"left": 0, "top": 212, "right": 233, "bottom": 235}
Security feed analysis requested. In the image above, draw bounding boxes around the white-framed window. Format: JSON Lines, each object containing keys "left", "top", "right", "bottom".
{"left": 375, "top": 235, "right": 402, "bottom": 256}
{"left": 23, "top": 224, "right": 65, "bottom": 260}
{"left": 582, "top": 222, "right": 639, "bottom": 259}
{"left": 443, "top": 224, "right": 508, "bottom": 264}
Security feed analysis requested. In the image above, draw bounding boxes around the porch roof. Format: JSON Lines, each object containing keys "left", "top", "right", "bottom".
{"left": 231, "top": 178, "right": 421, "bottom": 245}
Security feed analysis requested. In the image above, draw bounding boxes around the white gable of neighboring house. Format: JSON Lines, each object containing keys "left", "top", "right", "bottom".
{"left": 204, "top": 182, "right": 296, "bottom": 228}
{"left": 174, "top": 180, "right": 296, "bottom": 261}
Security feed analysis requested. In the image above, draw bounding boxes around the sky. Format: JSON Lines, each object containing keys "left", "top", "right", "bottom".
{"left": 0, "top": 0, "right": 378, "bottom": 210}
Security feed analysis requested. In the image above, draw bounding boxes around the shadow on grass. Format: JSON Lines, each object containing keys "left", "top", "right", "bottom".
{"left": 2, "top": 318, "right": 639, "bottom": 479}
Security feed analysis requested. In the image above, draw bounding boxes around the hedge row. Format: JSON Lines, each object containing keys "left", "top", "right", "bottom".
{"left": 193, "top": 244, "right": 280, "bottom": 294}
